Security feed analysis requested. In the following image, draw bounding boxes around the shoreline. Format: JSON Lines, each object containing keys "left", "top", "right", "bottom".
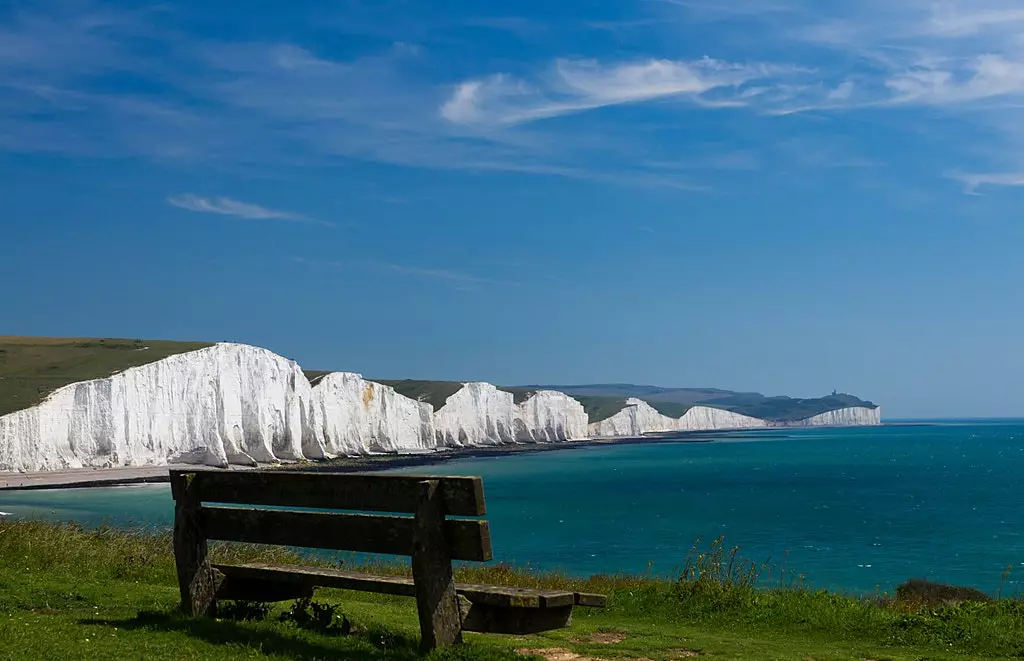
{"left": 0, "top": 428, "right": 754, "bottom": 491}
{"left": 0, "top": 424, "right": 911, "bottom": 491}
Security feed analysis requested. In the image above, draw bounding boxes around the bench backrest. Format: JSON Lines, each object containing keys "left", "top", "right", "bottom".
{"left": 169, "top": 469, "right": 493, "bottom": 562}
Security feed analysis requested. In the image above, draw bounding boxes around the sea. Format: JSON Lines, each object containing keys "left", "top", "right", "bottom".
{"left": 2, "top": 420, "right": 1023, "bottom": 596}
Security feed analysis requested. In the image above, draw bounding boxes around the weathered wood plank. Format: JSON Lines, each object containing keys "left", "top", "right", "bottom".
{"left": 171, "top": 472, "right": 220, "bottom": 616}
{"left": 411, "top": 479, "right": 463, "bottom": 650}
{"left": 201, "top": 506, "right": 492, "bottom": 562}
{"left": 457, "top": 585, "right": 574, "bottom": 609}
{"left": 210, "top": 563, "right": 593, "bottom": 608}
{"left": 169, "top": 470, "right": 486, "bottom": 515}
{"left": 212, "top": 564, "right": 417, "bottom": 597}
{"left": 460, "top": 601, "right": 574, "bottom": 635}
{"left": 574, "top": 592, "right": 607, "bottom": 607}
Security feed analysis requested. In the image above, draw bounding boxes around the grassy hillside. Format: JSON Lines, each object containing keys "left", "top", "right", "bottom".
{"left": 3, "top": 519, "right": 1023, "bottom": 660}
{"left": 0, "top": 337, "right": 213, "bottom": 417}
{"left": 375, "top": 380, "right": 468, "bottom": 411}
{"left": 708, "top": 393, "right": 877, "bottom": 422}
{"left": 646, "top": 401, "right": 694, "bottom": 418}
{"left": 573, "top": 396, "right": 628, "bottom": 423}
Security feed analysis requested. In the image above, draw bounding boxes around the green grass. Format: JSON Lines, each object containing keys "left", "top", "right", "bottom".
{"left": 572, "top": 396, "right": 629, "bottom": 423}
{"left": 646, "top": 401, "right": 694, "bottom": 419}
{"left": 375, "top": 380, "right": 469, "bottom": 411}
{"left": 0, "top": 337, "right": 214, "bottom": 416}
{"left": 708, "top": 393, "right": 879, "bottom": 422}
{"left": 2, "top": 520, "right": 1023, "bottom": 660}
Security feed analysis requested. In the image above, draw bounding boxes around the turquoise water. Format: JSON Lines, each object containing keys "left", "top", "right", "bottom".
{"left": 2, "top": 421, "right": 1023, "bottom": 595}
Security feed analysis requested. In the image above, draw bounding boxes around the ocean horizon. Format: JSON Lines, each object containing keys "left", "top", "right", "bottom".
{"left": 1, "top": 419, "right": 1022, "bottom": 596}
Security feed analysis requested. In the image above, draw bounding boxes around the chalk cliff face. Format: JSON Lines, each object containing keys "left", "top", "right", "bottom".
{"left": 309, "top": 372, "right": 436, "bottom": 455}
{"left": 433, "top": 383, "right": 518, "bottom": 447}
{"left": 516, "top": 390, "right": 589, "bottom": 443}
{"left": 0, "top": 343, "right": 316, "bottom": 472}
{"left": 587, "top": 398, "right": 679, "bottom": 438}
{"left": 782, "top": 406, "right": 881, "bottom": 427}
{"left": 677, "top": 406, "right": 767, "bottom": 430}
{"left": 587, "top": 401, "right": 769, "bottom": 438}
{"left": 0, "top": 340, "right": 883, "bottom": 472}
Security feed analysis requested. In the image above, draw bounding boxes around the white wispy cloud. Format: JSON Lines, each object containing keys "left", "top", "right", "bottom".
{"left": 382, "top": 263, "right": 498, "bottom": 286}
{"left": 295, "top": 257, "right": 513, "bottom": 289}
{"left": 441, "top": 57, "right": 793, "bottom": 126}
{"left": 949, "top": 171, "right": 1024, "bottom": 194}
{"left": 883, "top": 56, "right": 1024, "bottom": 106}
{"left": 167, "top": 194, "right": 330, "bottom": 226}
{"left": 924, "top": 7, "right": 1024, "bottom": 37}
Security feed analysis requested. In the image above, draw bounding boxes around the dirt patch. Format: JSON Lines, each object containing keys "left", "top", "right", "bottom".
{"left": 517, "top": 648, "right": 600, "bottom": 661}
{"left": 518, "top": 645, "right": 696, "bottom": 661}
{"left": 586, "top": 632, "right": 627, "bottom": 645}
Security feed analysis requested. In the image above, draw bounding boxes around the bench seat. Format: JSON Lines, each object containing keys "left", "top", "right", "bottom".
{"left": 212, "top": 562, "right": 606, "bottom": 634}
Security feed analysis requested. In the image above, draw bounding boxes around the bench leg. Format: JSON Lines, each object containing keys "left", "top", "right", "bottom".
{"left": 172, "top": 472, "right": 220, "bottom": 616}
{"left": 412, "top": 479, "right": 463, "bottom": 651}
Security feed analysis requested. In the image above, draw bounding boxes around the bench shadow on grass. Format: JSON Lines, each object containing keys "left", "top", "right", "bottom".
{"left": 79, "top": 609, "right": 422, "bottom": 661}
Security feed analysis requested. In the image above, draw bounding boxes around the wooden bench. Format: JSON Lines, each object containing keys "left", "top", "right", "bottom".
{"left": 170, "top": 469, "right": 605, "bottom": 650}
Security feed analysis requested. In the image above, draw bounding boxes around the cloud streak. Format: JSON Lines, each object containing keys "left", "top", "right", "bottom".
{"left": 294, "top": 257, "right": 515, "bottom": 290}
{"left": 950, "top": 171, "right": 1024, "bottom": 195}
{"left": 441, "top": 57, "right": 796, "bottom": 126}
{"left": 167, "top": 194, "right": 330, "bottom": 226}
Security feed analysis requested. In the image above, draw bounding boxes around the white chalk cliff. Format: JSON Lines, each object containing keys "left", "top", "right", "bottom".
{"left": 0, "top": 343, "right": 315, "bottom": 472}
{"left": 587, "top": 398, "right": 680, "bottom": 438}
{"left": 781, "top": 406, "right": 881, "bottom": 427}
{"left": 0, "top": 342, "right": 882, "bottom": 472}
{"left": 677, "top": 406, "right": 767, "bottom": 431}
{"left": 587, "top": 400, "right": 769, "bottom": 437}
{"left": 432, "top": 384, "right": 589, "bottom": 447}
{"left": 309, "top": 372, "right": 436, "bottom": 455}
{"left": 516, "top": 390, "right": 589, "bottom": 443}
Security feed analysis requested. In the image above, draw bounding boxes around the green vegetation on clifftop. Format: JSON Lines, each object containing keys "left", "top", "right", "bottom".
{"left": 375, "top": 380, "right": 468, "bottom": 411}
{"left": 709, "top": 393, "right": 878, "bottom": 422}
{"left": 0, "top": 337, "right": 213, "bottom": 417}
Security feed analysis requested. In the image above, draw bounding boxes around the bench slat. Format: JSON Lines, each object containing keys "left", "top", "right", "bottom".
{"left": 212, "top": 563, "right": 588, "bottom": 608}
{"left": 171, "top": 470, "right": 486, "bottom": 516}
{"left": 201, "top": 507, "right": 492, "bottom": 562}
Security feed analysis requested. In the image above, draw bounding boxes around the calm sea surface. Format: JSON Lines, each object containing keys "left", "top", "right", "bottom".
{"left": 2, "top": 421, "right": 1023, "bottom": 595}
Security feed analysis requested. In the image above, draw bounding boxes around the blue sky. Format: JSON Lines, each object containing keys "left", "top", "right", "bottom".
{"left": 2, "top": 0, "right": 1023, "bottom": 418}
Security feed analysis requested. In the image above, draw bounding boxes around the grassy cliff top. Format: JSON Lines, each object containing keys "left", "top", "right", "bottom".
{"left": 373, "top": 380, "right": 467, "bottom": 411}
{"left": 705, "top": 393, "right": 878, "bottom": 421}
{"left": 0, "top": 337, "right": 213, "bottom": 417}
